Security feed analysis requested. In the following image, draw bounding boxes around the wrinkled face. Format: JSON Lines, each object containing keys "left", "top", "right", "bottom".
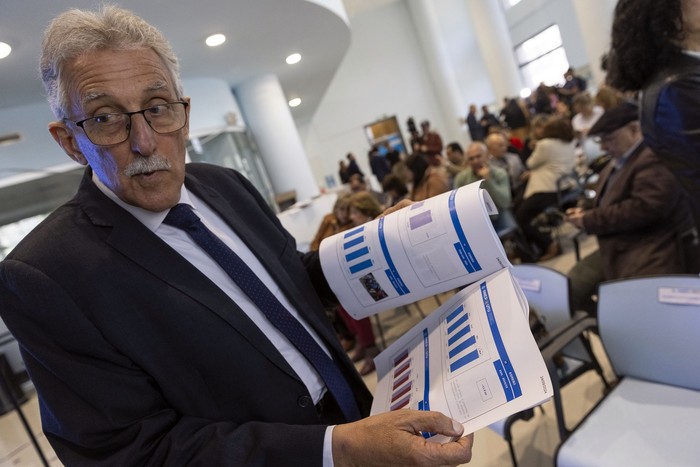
{"left": 49, "top": 48, "right": 190, "bottom": 212}
{"left": 598, "top": 123, "right": 639, "bottom": 159}
{"left": 486, "top": 137, "right": 507, "bottom": 157}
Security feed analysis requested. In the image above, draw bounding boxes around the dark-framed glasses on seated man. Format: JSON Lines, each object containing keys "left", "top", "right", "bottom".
{"left": 66, "top": 100, "right": 189, "bottom": 146}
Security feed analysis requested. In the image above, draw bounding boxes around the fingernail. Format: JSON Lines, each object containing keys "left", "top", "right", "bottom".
{"left": 452, "top": 419, "right": 463, "bottom": 434}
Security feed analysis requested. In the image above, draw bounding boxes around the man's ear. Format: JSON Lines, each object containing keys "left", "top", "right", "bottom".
{"left": 48, "top": 121, "right": 88, "bottom": 165}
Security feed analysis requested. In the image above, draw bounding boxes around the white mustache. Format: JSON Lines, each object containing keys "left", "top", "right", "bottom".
{"left": 123, "top": 156, "right": 172, "bottom": 177}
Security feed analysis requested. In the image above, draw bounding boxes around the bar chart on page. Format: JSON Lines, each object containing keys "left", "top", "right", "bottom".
{"left": 443, "top": 303, "right": 486, "bottom": 376}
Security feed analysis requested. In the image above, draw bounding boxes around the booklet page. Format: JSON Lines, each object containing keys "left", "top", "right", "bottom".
{"left": 319, "top": 182, "right": 511, "bottom": 319}
{"left": 370, "top": 268, "right": 552, "bottom": 442}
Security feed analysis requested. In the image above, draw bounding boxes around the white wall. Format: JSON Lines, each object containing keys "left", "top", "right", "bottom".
{"left": 301, "top": 0, "right": 495, "bottom": 189}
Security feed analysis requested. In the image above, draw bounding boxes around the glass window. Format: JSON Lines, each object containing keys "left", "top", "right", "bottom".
{"left": 515, "top": 25, "right": 570, "bottom": 89}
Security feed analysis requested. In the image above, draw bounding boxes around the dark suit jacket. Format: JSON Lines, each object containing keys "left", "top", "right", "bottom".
{"left": 0, "top": 163, "right": 372, "bottom": 466}
{"left": 583, "top": 143, "right": 693, "bottom": 280}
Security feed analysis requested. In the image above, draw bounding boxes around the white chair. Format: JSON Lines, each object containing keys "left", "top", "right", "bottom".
{"left": 489, "top": 264, "right": 609, "bottom": 465}
{"left": 556, "top": 275, "right": 700, "bottom": 466}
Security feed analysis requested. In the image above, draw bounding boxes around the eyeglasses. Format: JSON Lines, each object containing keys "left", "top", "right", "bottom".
{"left": 66, "top": 101, "right": 189, "bottom": 146}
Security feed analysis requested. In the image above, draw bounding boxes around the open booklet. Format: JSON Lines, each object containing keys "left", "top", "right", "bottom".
{"left": 319, "top": 181, "right": 510, "bottom": 319}
{"left": 319, "top": 181, "right": 553, "bottom": 437}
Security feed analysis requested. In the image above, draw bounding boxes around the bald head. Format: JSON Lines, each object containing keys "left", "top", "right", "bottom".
{"left": 466, "top": 142, "right": 488, "bottom": 170}
{"left": 485, "top": 133, "right": 508, "bottom": 158}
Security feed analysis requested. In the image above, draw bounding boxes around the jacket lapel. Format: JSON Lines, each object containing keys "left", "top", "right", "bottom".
{"left": 76, "top": 170, "right": 300, "bottom": 380}
{"left": 185, "top": 175, "right": 343, "bottom": 354}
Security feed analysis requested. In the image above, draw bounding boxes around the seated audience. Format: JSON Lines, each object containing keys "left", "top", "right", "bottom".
{"left": 337, "top": 192, "right": 385, "bottom": 375}
{"left": 566, "top": 102, "right": 696, "bottom": 315}
{"left": 348, "top": 173, "right": 386, "bottom": 207}
{"left": 403, "top": 153, "right": 450, "bottom": 202}
{"left": 381, "top": 174, "right": 410, "bottom": 208}
{"left": 309, "top": 193, "right": 352, "bottom": 252}
{"left": 454, "top": 142, "right": 514, "bottom": 233}
{"left": 516, "top": 117, "right": 577, "bottom": 261}
{"left": 444, "top": 142, "right": 467, "bottom": 186}
{"left": 485, "top": 132, "right": 527, "bottom": 204}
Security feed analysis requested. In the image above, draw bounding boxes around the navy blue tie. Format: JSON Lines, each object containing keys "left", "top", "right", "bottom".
{"left": 163, "top": 204, "right": 361, "bottom": 422}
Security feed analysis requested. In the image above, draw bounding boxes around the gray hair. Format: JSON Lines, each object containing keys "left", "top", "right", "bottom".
{"left": 40, "top": 5, "right": 183, "bottom": 118}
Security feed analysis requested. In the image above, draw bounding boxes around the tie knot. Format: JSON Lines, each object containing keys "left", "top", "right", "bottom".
{"left": 163, "top": 203, "right": 199, "bottom": 229}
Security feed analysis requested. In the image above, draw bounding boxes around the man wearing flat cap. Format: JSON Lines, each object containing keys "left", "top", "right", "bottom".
{"left": 566, "top": 101, "right": 696, "bottom": 316}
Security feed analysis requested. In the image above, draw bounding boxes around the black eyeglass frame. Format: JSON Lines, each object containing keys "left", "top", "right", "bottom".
{"left": 65, "top": 100, "right": 189, "bottom": 146}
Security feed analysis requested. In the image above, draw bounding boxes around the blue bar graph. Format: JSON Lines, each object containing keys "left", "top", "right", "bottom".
{"left": 445, "top": 304, "right": 481, "bottom": 373}
{"left": 449, "top": 349, "right": 480, "bottom": 372}
{"left": 345, "top": 246, "right": 370, "bottom": 262}
{"left": 343, "top": 236, "right": 363, "bottom": 249}
{"left": 448, "top": 335, "right": 476, "bottom": 359}
{"left": 349, "top": 259, "right": 373, "bottom": 274}
{"left": 447, "top": 324, "right": 471, "bottom": 346}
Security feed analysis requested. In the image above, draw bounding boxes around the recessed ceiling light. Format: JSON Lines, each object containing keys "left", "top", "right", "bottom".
{"left": 286, "top": 53, "right": 301, "bottom": 65}
{"left": 0, "top": 42, "right": 11, "bottom": 60}
{"left": 288, "top": 98, "right": 301, "bottom": 108}
{"left": 205, "top": 34, "right": 226, "bottom": 47}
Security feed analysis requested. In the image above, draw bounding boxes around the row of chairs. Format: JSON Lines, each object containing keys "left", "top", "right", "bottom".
{"left": 491, "top": 265, "right": 700, "bottom": 466}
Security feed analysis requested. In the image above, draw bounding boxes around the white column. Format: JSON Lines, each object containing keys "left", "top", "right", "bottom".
{"left": 465, "top": 0, "right": 523, "bottom": 102}
{"left": 571, "top": 0, "right": 617, "bottom": 87}
{"left": 234, "top": 74, "right": 319, "bottom": 202}
{"left": 406, "top": 0, "right": 465, "bottom": 143}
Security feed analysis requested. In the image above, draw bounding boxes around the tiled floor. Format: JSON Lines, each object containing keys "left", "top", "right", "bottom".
{"left": 0, "top": 229, "right": 607, "bottom": 467}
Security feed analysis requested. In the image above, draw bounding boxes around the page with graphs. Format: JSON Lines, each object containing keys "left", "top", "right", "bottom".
{"left": 319, "top": 181, "right": 511, "bottom": 319}
{"left": 370, "top": 268, "right": 552, "bottom": 441}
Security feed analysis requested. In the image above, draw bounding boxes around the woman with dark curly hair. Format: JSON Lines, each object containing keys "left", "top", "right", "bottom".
{"left": 607, "top": 0, "right": 700, "bottom": 267}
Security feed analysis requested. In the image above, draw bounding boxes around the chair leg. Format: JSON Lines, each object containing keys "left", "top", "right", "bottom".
{"left": 412, "top": 302, "right": 426, "bottom": 318}
{"left": 372, "top": 314, "right": 386, "bottom": 349}
{"left": 506, "top": 438, "right": 519, "bottom": 467}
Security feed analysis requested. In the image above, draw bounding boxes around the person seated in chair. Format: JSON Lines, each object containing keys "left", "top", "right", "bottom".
{"left": 454, "top": 142, "right": 514, "bottom": 234}
{"left": 566, "top": 102, "right": 695, "bottom": 316}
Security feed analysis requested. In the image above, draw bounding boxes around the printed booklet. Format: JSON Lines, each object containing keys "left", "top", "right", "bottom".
{"left": 319, "top": 181, "right": 552, "bottom": 438}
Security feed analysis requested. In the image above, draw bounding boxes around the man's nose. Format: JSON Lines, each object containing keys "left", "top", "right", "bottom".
{"left": 129, "top": 113, "right": 157, "bottom": 155}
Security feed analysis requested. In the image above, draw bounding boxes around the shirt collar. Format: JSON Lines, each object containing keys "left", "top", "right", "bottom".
{"left": 614, "top": 139, "right": 642, "bottom": 170}
{"left": 92, "top": 171, "right": 191, "bottom": 232}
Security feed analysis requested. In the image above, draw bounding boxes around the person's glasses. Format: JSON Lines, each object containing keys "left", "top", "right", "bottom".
{"left": 67, "top": 101, "right": 189, "bottom": 146}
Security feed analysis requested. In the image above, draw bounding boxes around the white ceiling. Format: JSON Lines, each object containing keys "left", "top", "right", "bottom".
{"left": 0, "top": 0, "right": 376, "bottom": 125}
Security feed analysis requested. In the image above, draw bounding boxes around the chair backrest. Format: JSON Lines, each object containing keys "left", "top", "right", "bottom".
{"left": 597, "top": 275, "right": 700, "bottom": 391}
{"left": 512, "top": 264, "right": 572, "bottom": 331}
{"left": 512, "top": 264, "right": 588, "bottom": 361}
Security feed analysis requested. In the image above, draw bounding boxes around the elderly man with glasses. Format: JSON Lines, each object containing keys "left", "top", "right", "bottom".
{"left": 565, "top": 102, "right": 696, "bottom": 316}
{"left": 0, "top": 6, "right": 473, "bottom": 467}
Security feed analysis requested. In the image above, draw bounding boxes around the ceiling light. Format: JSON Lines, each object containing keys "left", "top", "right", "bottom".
{"left": 0, "top": 42, "right": 11, "bottom": 60}
{"left": 205, "top": 34, "right": 226, "bottom": 47}
{"left": 286, "top": 53, "right": 301, "bottom": 65}
{"left": 288, "top": 98, "right": 301, "bottom": 108}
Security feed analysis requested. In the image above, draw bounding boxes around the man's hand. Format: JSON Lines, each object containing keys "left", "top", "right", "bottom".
{"left": 332, "top": 410, "right": 474, "bottom": 466}
{"left": 475, "top": 165, "right": 490, "bottom": 180}
{"left": 566, "top": 207, "right": 585, "bottom": 229}
{"left": 381, "top": 199, "right": 413, "bottom": 217}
